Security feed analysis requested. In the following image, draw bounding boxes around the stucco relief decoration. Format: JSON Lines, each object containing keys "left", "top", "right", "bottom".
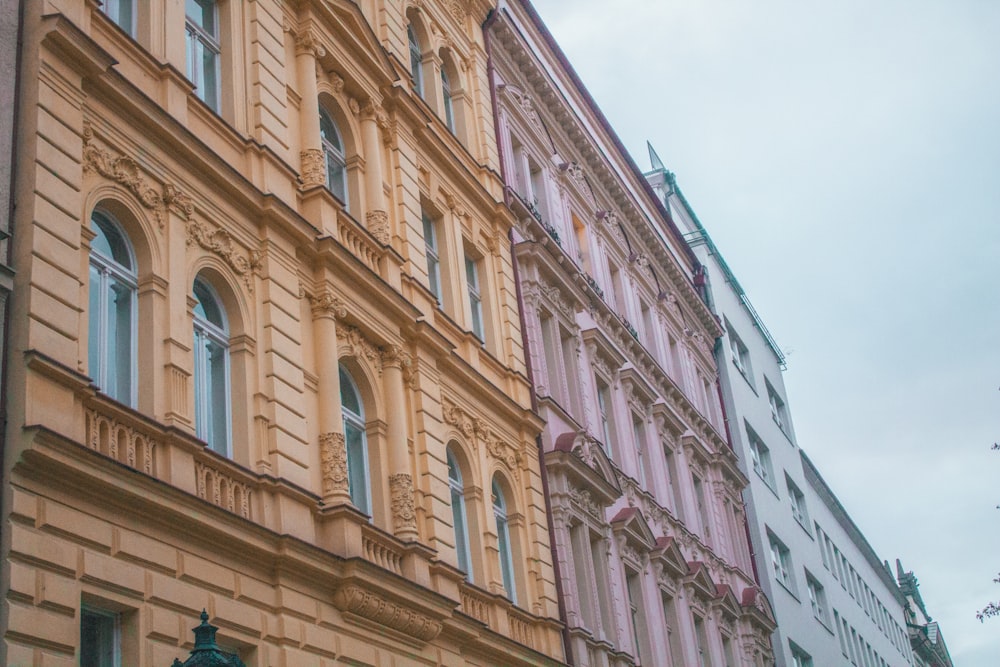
{"left": 446, "top": 0, "right": 467, "bottom": 23}
{"left": 537, "top": 282, "right": 574, "bottom": 321}
{"left": 569, "top": 487, "right": 602, "bottom": 521}
{"left": 300, "top": 149, "right": 326, "bottom": 188}
{"left": 336, "top": 325, "right": 383, "bottom": 376}
{"left": 330, "top": 72, "right": 345, "bottom": 95}
{"left": 389, "top": 472, "right": 417, "bottom": 532}
{"left": 365, "top": 210, "right": 391, "bottom": 245}
{"left": 332, "top": 584, "right": 442, "bottom": 642}
{"left": 500, "top": 85, "right": 544, "bottom": 134}
{"left": 308, "top": 289, "right": 348, "bottom": 320}
{"left": 348, "top": 97, "right": 361, "bottom": 116}
{"left": 195, "top": 461, "right": 252, "bottom": 519}
{"left": 186, "top": 220, "right": 262, "bottom": 292}
{"left": 83, "top": 125, "right": 185, "bottom": 229}
{"left": 486, "top": 437, "right": 519, "bottom": 473}
{"left": 559, "top": 161, "right": 595, "bottom": 206}
{"left": 294, "top": 29, "right": 326, "bottom": 58}
{"left": 319, "top": 432, "right": 349, "bottom": 496}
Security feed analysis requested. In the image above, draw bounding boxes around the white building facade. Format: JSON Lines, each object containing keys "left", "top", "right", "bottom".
{"left": 648, "top": 161, "right": 916, "bottom": 667}
{"left": 487, "top": 5, "right": 777, "bottom": 666}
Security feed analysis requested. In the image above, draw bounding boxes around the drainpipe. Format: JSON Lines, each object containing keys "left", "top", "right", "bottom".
{"left": 0, "top": 0, "right": 26, "bottom": 578}
{"left": 483, "top": 7, "right": 573, "bottom": 665}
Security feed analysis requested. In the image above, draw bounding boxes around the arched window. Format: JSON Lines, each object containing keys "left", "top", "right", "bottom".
{"left": 319, "top": 107, "right": 349, "bottom": 210}
{"left": 441, "top": 68, "right": 455, "bottom": 132}
{"left": 408, "top": 25, "right": 423, "bottom": 97}
{"left": 88, "top": 210, "right": 137, "bottom": 406}
{"left": 340, "top": 365, "right": 370, "bottom": 514}
{"left": 192, "top": 278, "right": 231, "bottom": 456}
{"left": 448, "top": 448, "right": 472, "bottom": 579}
{"left": 492, "top": 476, "right": 516, "bottom": 603}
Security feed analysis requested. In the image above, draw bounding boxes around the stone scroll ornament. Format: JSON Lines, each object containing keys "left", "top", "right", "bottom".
{"left": 332, "top": 584, "right": 442, "bottom": 641}
{"left": 319, "top": 432, "right": 349, "bottom": 496}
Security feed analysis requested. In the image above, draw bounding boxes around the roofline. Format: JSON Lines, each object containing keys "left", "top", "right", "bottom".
{"left": 649, "top": 166, "right": 786, "bottom": 368}
{"left": 513, "top": 0, "right": 702, "bottom": 273}
{"left": 800, "top": 450, "right": 905, "bottom": 605}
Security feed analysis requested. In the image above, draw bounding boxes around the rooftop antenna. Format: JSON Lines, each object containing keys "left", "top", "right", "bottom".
{"left": 647, "top": 141, "right": 665, "bottom": 172}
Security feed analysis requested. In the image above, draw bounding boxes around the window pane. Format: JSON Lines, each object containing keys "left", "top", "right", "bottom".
{"left": 208, "top": 339, "right": 227, "bottom": 454}
{"left": 81, "top": 608, "right": 118, "bottom": 667}
{"left": 346, "top": 421, "right": 368, "bottom": 513}
{"left": 111, "top": 278, "right": 133, "bottom": 401}
{"left": 89, "top": 265, "right": 103, "bottom": 385}
{"left": 201, "top": 48, "right": 219, "bottom": 110}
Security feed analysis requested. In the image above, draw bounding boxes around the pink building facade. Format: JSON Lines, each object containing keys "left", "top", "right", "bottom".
{"left": 486, "top": 2, "right": 777, "bottom": 666}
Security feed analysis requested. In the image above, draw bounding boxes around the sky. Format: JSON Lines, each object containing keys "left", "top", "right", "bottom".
{"left": 529, "top": 0, "right": 1000, "bottom": 664}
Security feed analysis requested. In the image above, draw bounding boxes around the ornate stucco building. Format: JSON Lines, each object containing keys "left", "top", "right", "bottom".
{"left": 0, "top": 1, "right": 566, "bottom": 665}
{"left": 487, "top": 3, "right": 777, "bottom": 666}
{"left": 648, "top": 156, "right": 920, "bottom": 667}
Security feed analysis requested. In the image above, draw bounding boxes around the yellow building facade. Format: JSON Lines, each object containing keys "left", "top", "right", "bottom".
{"left": 1, "top": 1, "right": 565, "bottom": 665}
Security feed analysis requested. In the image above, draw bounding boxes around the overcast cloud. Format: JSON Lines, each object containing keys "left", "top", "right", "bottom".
{"left": 529, "top": 1, "right": 1000, "bottom": 664}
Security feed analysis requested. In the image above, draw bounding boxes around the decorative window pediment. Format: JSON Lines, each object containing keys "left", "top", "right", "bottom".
{"left": 740, "top": 586, "right": 778, "bottom": 630}
{"left": 684, "top": 560, "right": 718, "bottom": 602}
{"left": 652, "top": 536, "right": 688, "bottom": 581}
{"left": 713, "top": 584, "right": 743, "bottom": 619}
{"left": 610, "top": 506, "right": 656, "bottom": 557}
{"left": 549, "top": 431, "right": 621, "bottom": 505}
{"left": 582, "top": 328, "right": 626, "bottom": 383}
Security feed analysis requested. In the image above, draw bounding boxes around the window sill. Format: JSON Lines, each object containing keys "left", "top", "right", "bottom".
{"left": 775, "top": 578, "right": 799, "bottom": 602}
{"left": 755, "top": 471, "right": 780, "bottom": 499}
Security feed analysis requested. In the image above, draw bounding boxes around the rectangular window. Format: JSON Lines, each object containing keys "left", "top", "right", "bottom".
{"left": 693, "top": 475, "right": 712, "bottom": 542}
{"left": 663, "top": 444, "right": 686, "bottom": 521}
{"left": 632, "top": 415, "right": 650, "bottom": 489}
{"left": 81, "top": 606, "right": 121, "bottom": 667}
{"left": 747, "top": 426, "right": 775, "bottom": 490}
{"left": 569, "top": 522, "right": 596, "bottom": 631}
{"left": 693, "top": 614, "right": 712, "bottom": 667}
{"left": 787, "top": 476, "right": 809, "bottom": 528}
{"left": 185, "top": 0, "right": 221, "bottom": 111}
{"left": 102, "top": 0, "right": 136, "bottom": 35}
{"left": 662, "top": 592, "right": 685, "bottom": 667}
{"left": 767, "top": 379, "right": 789, "bottom": 432}
{"left": 596, "top": 377, "right": 615, "bottom": 455}
{"left": 625, "top": 571, "right": 652, "bottom": 665}
{"left": 591, "top": 535, "right": 614, "bottom": 640}
{"left": 768, "top": 532, "right": 794, "bottom": 591}
{"left": 807, "top": 572, "right": 829, "bottom": 624}
{"left": 727, "top": 323, "right": 752, "bottom": 380}
{"left": 465, "top": 254, "right": 484, "bottom": 341}
{"left": 423, "top": 212, "right": 441, "bottom": 301}
{"left": 790, "top": 642, "right": 813, "bottom": 667}
{"left": 835, "top": 610, "right": 849, "bottom": 656}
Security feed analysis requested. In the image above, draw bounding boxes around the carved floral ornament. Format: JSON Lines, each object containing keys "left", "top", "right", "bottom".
{"left": 498, "top": 84, "right": 544, "bottom": 134}
{"left": 294, "top": 29, "right": 327, "bottom": 58}
{"left": 308, "top": 289, "right": 348, "bottom": 320}
{"left": 82, "top": 123, "right": 193, "bottom": 230}
{"left": 389, "top": 472, "right": 417, "bottom": 532}
{"left": 441, "top": 399, "right": 521, "bottom": 473}
{"left": 568, "top": 487, "right": 602, "bottom": 521}
{"left": 319, "top": 432, "right": 349, "bottom": 496}
{"left": 559, "top": 161, "right": 596, "bottom": 206}
{"left": 185, "top": 219, "right": 263, "bottom": 292}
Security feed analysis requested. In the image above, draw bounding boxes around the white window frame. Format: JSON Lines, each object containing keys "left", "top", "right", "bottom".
{"left": 319, "top": 107, "right": 349, "bottom": 210}
{"left": 747, "top": 428, "right": 774, "bottom": 490}
{"left": 441, "top": 67, "right": 455, "bottom": 131}
{"left": 185, "top": 0, "right": 221, "bottom": 111}
{"left": 787, "top": 476, "right": 809, "bottom": 528}
{"left": 768, "top": 533, "right": 794, "bottom": 591}
{"left": 448, "top": 449, "right": 473, "bottom": 580}
{"left": 728, "top": 325, "right": 751, "bottom": 379}
{"left": 340, "top": 365, "right": 371, "bottom": 516}
{"left": 88, "top": 211, "right": 138, "bottom": 407}
{"left": 423, "top": 212, "right": 441, "bottom": 300}
{"left": 807, "top": 573, "right": 828, "bottom": 623}
{"left": 596, "top": 377, "right": 614, "bottom": 455}
{"left": 767, "top": 381, "right": 788, "bottom": 431}
{"left": 408, "top": 25, "right": 423, "bottom": 96}
{"left": 493, "top": 478, "right": 517, "bottom": 604}
{"left": 193, "top": 279, "right": 231, "bottom": 457}
{"left": 465, "top": 254, "right": 484, "bottom": 341}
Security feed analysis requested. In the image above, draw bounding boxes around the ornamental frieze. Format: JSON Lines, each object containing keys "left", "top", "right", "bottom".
{"left": 336, "top": 325, "right": 383, "bottom": 376}
{"left": 185, "top": 220, "right": 262, "bottom": 292}
{"left": 332, "top": 584, "right": 442, "bottom": 642}
{"left": 441, "top": 398, "right": 521, "bottom": 472}
{"left": 83, "top": 124, "right": 194, "bottom": 229}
